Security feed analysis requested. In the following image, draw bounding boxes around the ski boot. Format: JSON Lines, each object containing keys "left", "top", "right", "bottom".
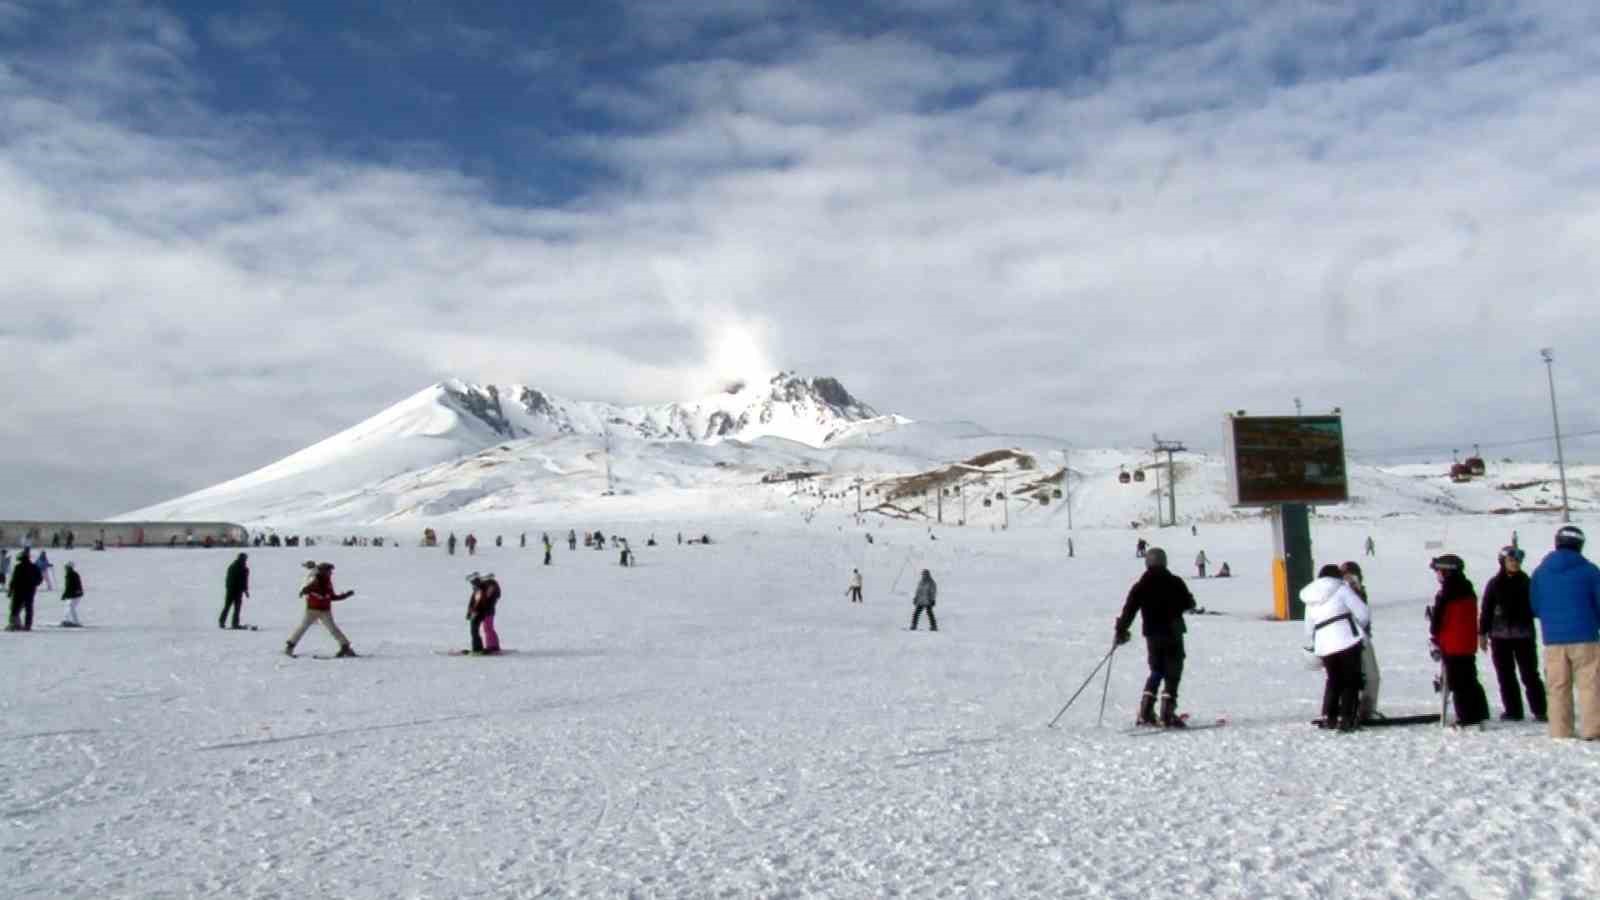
{"left": 335, "top": 644, "right": 358, "bottom": 658}
{"left": 284, "top": 641, "right": 296, "bottom": 657}
{"left": 1160, "top": 694, "right": 1186, "bottom": 728}
{"left": 1136, "top": 692, "right": 1159, "bottom": 727}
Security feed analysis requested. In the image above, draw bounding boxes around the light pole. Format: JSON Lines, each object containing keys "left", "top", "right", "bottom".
{"left": 1540, "top": 348, "right": 1571, "bottom": 522}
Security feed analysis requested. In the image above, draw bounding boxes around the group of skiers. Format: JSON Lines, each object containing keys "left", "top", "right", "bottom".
{"left": 5, "top": 549, "right": 84, "bottom": 630}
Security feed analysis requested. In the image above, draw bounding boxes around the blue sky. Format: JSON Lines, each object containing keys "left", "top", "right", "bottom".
{"left": 3, "top": 0, "right": 1599, "bottom": 517}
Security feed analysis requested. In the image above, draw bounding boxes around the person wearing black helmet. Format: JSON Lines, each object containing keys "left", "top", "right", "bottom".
{"left": 1428, "top": 554, "right": 1489, "bottom": 727}
{"left": 1114, "top": 547, "right": 1198, "bottom": 727}
{"left": 1530, "top": 525, "right": 1600, "bottom": 739}
{"left": 1480, "top": 546, "right": 1547, "bottom": 722}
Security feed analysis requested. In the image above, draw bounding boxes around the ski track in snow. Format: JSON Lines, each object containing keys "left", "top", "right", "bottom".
{"left": 3, "top": 515, "right": 1600, "bottom": 897}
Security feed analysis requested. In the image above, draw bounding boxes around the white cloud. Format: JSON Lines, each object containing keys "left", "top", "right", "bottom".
{"left": 3, "top": 0, "right": 1600, "bottom": 517}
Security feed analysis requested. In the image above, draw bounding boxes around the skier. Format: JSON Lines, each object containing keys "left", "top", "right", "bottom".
{"left": 542, "top": 534, "right": 552, "bottom": 566}
{"left": 495, "top": 535, "right": 502, "bottom": 548}
{"left": 520, "top": 532, "right": 526, "bottom": 549}
{"left": 909, "top": 570, "right": 937, "bottom": 631}
{"left": 465, "top": 572, "right": 501, "bottom": 654}
{"left": 36, "top": 551, "right": 54, "bottom": 591}
{"left": 220, "top": 552, "right": 249, "bottom": 629}
{"left": 1428, "top": 554, "right": 1489, "bottom": 727}
{"left": 1529, "top": 525, "right": 1600, "bottom": 740}
{"left": 848, "top": 568, "right": 863, "bottom": 604}
{"left": 618, "top": 541, "right": 632, "bottom": 567}
{"left": 1195, "top": 549, "right": 1208, "bottom": 578}
{"left": 447, "top": 533, "right": 457, "bottom": 556}
{"left": 284, "top": 563, "right": 357, "bottom": 658}
{"left": 1480, "top": 546, "right": 1547, "bottom": 722}
{"left": 60, "top": 562, "right": 84, "bottom": 627}
{"left": 1364, "top": 536, "right": 1376, "bottom": 557}
{"left": 7, "top": 549, "right": 42, "bottom": 631}
{"left": 1113, "top": 547, "right": 1197, "bottom": 727}
{"left": 569, "top": 530, "right": 577, "bottom": 550}
{"left": 1135, "top": 538, "right": 1147, "bottom": 559}
{"left": 1340, "top": 561, "right": 1382, "bottom": 720}
{"left": 465, "top": 534, "right": 478, "bottom": 556}
{"left": 1303, "top": 564, "right": 1371, "bottom": 731}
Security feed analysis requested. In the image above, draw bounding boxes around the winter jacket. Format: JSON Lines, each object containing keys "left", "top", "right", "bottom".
{"left": 1115, "top": 568, "right": 1196, "bottom": 641}
{"left": 62, "top": 569, "right": 84, "bottom": 600}
{"left": 299, "top": 572, "right": 351, "bottom": 612}
{"left": 849, "top": 572, "right": 862, "bottom": 589}
{"left": 9, "top": 558, "right": 41, "bottom": 598}
{"left": 1301, "top": 576, "right": 1370, "bottom": 657}
{"left": 1480, "top": 569, "right": 1535, "bottom": 640}
{"left": 224, "top": 557, "right": 249, "bottom": 597}
{"left": 913, "top": 576, "right": 937, "bottom": 607}
{"left": 1530, "top": 549, "right": 1600, "bottom": 645}
{"left": 1429, "top": 573, "right": 1479, "bottom": 656}
{"left": 469, "top": 580, "right": 501, "bottom": 617}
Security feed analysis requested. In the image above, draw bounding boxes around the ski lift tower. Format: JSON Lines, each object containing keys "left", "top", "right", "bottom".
{"left": 1152, "top": 436, "right": 1186, "bottom": 528}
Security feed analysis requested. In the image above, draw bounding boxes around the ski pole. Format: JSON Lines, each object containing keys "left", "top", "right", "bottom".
{"left": 1096, "top": 644, "right": 1118, "bottom": 727}
{"left": 1048, "top": 645, "right": 1116, "bottom": 728}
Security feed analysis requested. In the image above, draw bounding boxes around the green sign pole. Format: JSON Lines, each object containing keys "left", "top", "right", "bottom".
{"left": 1271, "top": 503, "right": 1313, "bottom": 620}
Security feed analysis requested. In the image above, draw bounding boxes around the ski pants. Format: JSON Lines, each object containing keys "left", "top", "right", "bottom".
{"left": 1543, "top": 642, "right": 1600, "bottom": 740}
{"left": 911, "top": 605, "right": 937, "bottom": 631}
{"left": 470, "top": 613, "right": 499, "bottom": 653}
{"left": 1142, "top": 636, "right": 1185, "bottom": 701}
{"left": 1489, "top": 637, "right": 1546, "bottom": 721}
{"left": 848, "top": 587, "right": 862, "bottom": 603}
{"left": 8, "top": 588, "right": 36, "bottom": 630}
{"left": 544, "top": 549, "right": 552, "bottom": 565}
{"left": 1320, "top": 643, "right": 1364, "bottom": 725}
{"left": 287, "top": 609, "right": 348, "bottom": 648}
{"left": 63, "top": 595, "right": 80, "bottom": 626}
{"left": 219, "top": 590, "right": 244, "bottom": 628}
{"left": 1442, "top": 654, "right": 1490, "bottom": 726}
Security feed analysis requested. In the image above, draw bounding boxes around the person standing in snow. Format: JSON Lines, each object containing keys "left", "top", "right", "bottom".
{"left": 465, "top": 534, "right": 478, "bottom": 555}
{"left": 1428, "top": 554, "right": 1489, "bottom": 727}
{"left": 7, "top": 549, "right": 42, "bottom": 631}
{"left": 909, "top": 570, "right": 937, "bottom": 631}
{"left": 1364, "top": 536, "right": 1376, "bottom": 557}
{"left": 466, "top": 572, "right": 501, "bottom": 654}
{"left": 1114, "top": 548, "right": 1198, "bottom": 727}
{"left": 1303, "top": 564, "right": 1371, "bottom": 731}
{"left": 543, "top": 533, "right": 553, "bottom": 565}
{"left": 1, "top": 549, "right": 10, "bottom": 585}
{"left": 1529, "top": 525, "right": 1600, "bottom": 740}
{"left": 36, "top": 551, "right": 54, "bottom": 591}
{"left": 447, "top": 533, "right": 457, "bottom": 556}
{"left": 1479, "top": 546, "right": 1547, "bottom": 722}
{"left": 1340, "top": 561, "right": 1382, "bottom": 720}
{"left": 1195, "top": 550, "right": 1208, "bottom": 578}
{"left": 847, "top": 568, "right": 863, "bottom": 604}
{"left": 569, "top": 530, "right": 577, "bottom": 550}
{"left": 285, "top": 563, "right": 357, "bottom": 658}
{"left": 1135, "top": 538, "right": 1147, "bottom": 559}
{"left": 520, "top": 532, "right": 526, "bottom": 549}
{"left": 60, "top": 562, "right": 84, "bottom": 627}
{"left": 220, "top": 553, "right": 249, "bottom": 630}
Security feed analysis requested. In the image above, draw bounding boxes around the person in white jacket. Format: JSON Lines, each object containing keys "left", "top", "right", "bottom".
{"left": 847, "top": 569, "right": 863, "bottom": 604}
{"left": 1303, "top": 564, "right": 1372, "bottom": 731}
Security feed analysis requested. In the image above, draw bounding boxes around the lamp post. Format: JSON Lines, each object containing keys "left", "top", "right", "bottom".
{"left": 1540, "top": 348, "right": 1572, "bottom": 523}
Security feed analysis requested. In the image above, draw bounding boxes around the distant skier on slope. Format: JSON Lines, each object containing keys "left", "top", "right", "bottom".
{"left": 448, "top": 533, "right": 458, "bottom": 556}
{"left": 36, "top": 551, "right": 54, "bottom": 591}
{"left": 285, "top": 563, "right": 357, "bottom": 658}
{"left": 1303, "top": 564, "right": 1371, "bottom": 731}
{"left": 466, "top": 572, "right": 501, "bottom": 654}
{"left": 543, "top": 533, "right": 553, "bottom": 565}
{"left": 220, "top": 553, "right": 249, "bottom": 630}
{"left": 465, "top": 534, "right": 478, "bottom": 556}
{"left": 848, "top": 568, "right": 863, "bottom": 604}
{"left": 909, "top": 570, "right": 937, "bottom": 631}
{"left": 1195, "top": 550, "right": 1208, "bottom": 578}
{"left": 1114, "top": 547, "right": 1197, "bottom": 728}
{"left": 569, "top": 530, "right": 577, "bottom": 550}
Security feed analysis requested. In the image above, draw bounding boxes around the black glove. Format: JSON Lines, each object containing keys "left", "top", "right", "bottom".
{"left": 1428, "top": 641, "right": 1442, "bottom": 662}
{"left": 1114, "top": 630, "right": 1131, "bottom": 646}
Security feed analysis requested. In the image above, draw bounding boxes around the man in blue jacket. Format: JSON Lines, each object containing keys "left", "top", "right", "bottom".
{"left": 1529, "top": 525, "right": 1600, "bottom": 740}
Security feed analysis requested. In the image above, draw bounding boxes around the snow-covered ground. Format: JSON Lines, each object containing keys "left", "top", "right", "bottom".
{"left": 4, "top": 512, "right": 1598, "bottom": 898}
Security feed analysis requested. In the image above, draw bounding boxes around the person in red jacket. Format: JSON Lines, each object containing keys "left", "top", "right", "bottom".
{"left": 1428, "top": 554, "right": 1488, "bottom": 726}
{"left": 284, "top": 562, "right": 357, "bottom": 658}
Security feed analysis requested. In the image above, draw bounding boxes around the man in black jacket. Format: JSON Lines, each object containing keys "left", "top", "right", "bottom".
{"left": 7, "top": 549, "right": 43, "bottom": 631}
{"left": 220, "top": 553, "right": 249, "bottom": 629}
{"left": 1480, "top": 546, "right": 1547, "bottom": 721}
{"left": 1114, "top": 547, "right": 1197, "bottom": 727}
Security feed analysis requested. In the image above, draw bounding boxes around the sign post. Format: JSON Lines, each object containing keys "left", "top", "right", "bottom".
{"left": 1223, "top": 414, "right": 1347, "bottom": 621}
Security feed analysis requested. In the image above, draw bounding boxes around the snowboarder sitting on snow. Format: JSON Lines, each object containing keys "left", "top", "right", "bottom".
{"left": 60, "top": 562, "right": 85, "bottom": 627}
{"left": 1114, "top": 547, "right": 1197, "bottom": 728}
{"left": 466, "top": 572, "right": 501, "bottom": 654}
{"left": 220, "top": 552, "right": 249, "bottom": 629}
{"left": 1303, "top": 564, "right": 1371, "bottom": 731}
{"left": 1428, "top": 554, "right": 1489, "bottom": 727}
{"left": 285, "top": 563, "right": 357, "bottom": 658}
{"left": 910, "top": 570, "right": 937, "bottom": 631}
{"left": 1214, "top": 562, "right": 1231, "bottom": 578}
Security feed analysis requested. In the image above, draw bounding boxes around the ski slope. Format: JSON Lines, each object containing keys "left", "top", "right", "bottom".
{"left": 3, "top": 512, "right": 1597, "bottom": 897}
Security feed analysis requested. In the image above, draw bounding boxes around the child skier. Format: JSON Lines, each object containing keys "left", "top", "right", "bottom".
{"left": 59, "top": 562, "right": 84, "bottom": 627}
{"left": 285, "top": 563, "right": 357, "bottom": 658}
{"left": 466, "top": 572, "right": 501, "bottom": 654}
